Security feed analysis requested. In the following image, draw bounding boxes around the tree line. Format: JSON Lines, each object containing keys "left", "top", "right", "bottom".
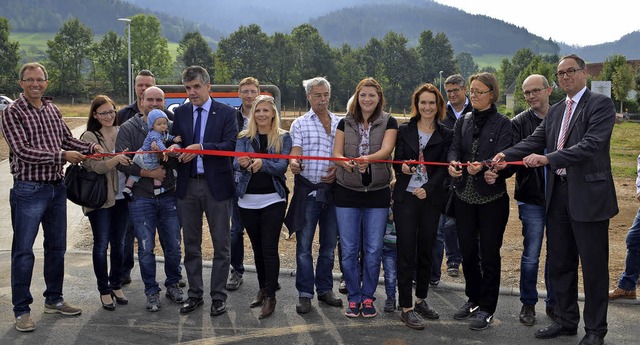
{"left": 1, "top": 15, "right": 638, "bottom": 113}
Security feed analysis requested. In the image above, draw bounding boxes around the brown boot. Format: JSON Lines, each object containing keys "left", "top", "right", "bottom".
{"left": 250, "top": 289, "right": 266, "bottom": 308}
{"left": 259, "top": 297, "right": 276, "bottom": 319}
{"left": 609, "top": 287, "right": 636, "bottom": 300}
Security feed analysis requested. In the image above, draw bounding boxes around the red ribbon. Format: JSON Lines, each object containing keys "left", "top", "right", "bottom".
{"left": 88, "top": 149, "right": 523, "bottom": 167}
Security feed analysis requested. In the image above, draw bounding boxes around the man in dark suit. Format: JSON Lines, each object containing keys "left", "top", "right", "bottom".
{"left": 169, "top": 66, "right": 239, "bottom": 316}
{"left": 493, "top": 54, "right": 618, "bottom": 345}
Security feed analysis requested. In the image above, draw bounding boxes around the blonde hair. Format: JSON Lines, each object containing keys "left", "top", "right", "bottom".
{"left": 239, "top": 95, "right": 285, "bottom": 153}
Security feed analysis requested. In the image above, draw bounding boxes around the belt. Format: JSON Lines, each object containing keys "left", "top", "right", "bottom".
{"left": 555, "top": 174, "right": 568, "bottom": 182}
{"left": 18, "top": 179, "right": 63, "bottom": 185}
{"left": 190, "top": 174, "right": 206, "bottom": 179}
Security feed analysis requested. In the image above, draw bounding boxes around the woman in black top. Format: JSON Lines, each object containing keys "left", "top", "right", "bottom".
{"left": 447, "top": 72, "right": 512, "bottom": 331}
{"left": 393, "top": 83, "right": 452, "bottom": 330}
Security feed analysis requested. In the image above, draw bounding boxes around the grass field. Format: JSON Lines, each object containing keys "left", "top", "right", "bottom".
{"left": 10, "top": 32, "right": 180, "bottom": 62}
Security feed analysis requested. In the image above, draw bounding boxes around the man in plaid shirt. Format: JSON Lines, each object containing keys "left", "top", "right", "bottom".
{"left": 1, "top": 62, "right": 102, "bottom": 332}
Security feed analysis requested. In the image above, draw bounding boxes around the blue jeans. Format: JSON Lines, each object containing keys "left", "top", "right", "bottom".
{"left": 87, "top": 199, "right": 129, "bottom": 294}
{"left": 382, "top": 242, "right": 397, "bottom": 300}
{"left": 617, "top": 207, "right": 640, "bottom": 291}
{"left": 432, "top": 214, "right": 461, "bottom": 281}
{"left": 230, "top": 196, "right": 245, "bottom": 275}
{"left": 336, "top": 206, "right": 387, "bottom": 303}
{"left": 128, "top": 193, "right": 182, "bottom": 296}
{"left": 10, "top": 180, "right": 67, "bottom": 317}
{"left": 295, "top": 196, "right": 338, "bottom": 298}
{"left": 519, "top": 203, "right": 554, "bottom": 306}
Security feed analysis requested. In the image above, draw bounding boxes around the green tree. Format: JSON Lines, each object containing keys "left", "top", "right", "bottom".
{"left": 332, "top": 44, "right": 364, "bottom": 110}
{"left": 289, "top": 24, "right": 334, "bottom": 108}
{"left": 0, "top": 17, "right": 20, "bottom": 94}
{"left": 178, "top": 32, "right": 215, "bottom": 72}
{"left": 456, "top": 52, "right": 478, "bottom": 80}
{"left": 499, "top": 48, "right": 536, "bottom": 98}
{"left": 215, "top": 24, "right": 271, "bottom": 83}
{"left": 93, "top": 31, "right": 127, "bottom": 97}
{"left": 264, "top": 32, "right": 295, "bottom": 106}
{"left": 599, "top": 54, "right": 635, "bottom": 112}
{"left": 130, "top": 14, "right": 173, "bottom": 80}
{"left": 45, "top": 18, "right": 93, "bottom": 98}
{"left": 380, "top": 31, "right": 420, "bottom": 111}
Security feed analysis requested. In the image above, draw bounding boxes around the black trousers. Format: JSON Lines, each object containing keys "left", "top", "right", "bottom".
{"left": 454, "top": 193, "right": 509, "bottom": 314}
{"left": 239, "top": 201, "right": 286, "bottom": 297}
{"left": 393, "top": 193, "right": 440, "bottom": 308}
{"left": 547, "top": 178, "right": 609, "bottom": 337}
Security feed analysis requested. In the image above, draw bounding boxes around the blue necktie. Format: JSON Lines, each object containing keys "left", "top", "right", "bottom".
{"left": 191, "top": 107, "right": 203, "bottom": 177}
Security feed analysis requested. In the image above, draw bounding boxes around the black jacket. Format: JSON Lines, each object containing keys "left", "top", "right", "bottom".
{"left": 511, "top": 109, "right": 545, "bottom": 205}
{"left": 117, "top": 101, "right": 174, "bottom": 126}
{"left": 443, "top": 101, "right": 474, "bottom": 130}
{"left": 393, "top": 118, "right": 452, "bottom": 207}
{"left": 447, "top": 104, "right": 512, "bottom": 197}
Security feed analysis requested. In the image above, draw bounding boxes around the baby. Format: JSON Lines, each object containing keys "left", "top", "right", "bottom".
{"left": 123, "top": 109, "right": 181, "bottom": 198}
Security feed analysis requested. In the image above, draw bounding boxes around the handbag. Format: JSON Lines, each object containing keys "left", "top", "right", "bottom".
{"left": 64, "top": 162, "right": 108, "bottom": 209}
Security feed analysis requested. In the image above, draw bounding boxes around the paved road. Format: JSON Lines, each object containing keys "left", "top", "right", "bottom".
{"left": 1, "top": 125, "right": 638, "bottom": 344}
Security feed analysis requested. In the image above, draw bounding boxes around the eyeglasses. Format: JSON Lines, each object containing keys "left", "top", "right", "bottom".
{"left": 468, "top": 89, "right": 492, "bottom": 96}
{"left": 239, "top": 90, "right": 258, "bottom": 95}
{"left": 96, "top": 110, "right": 116, "bottom": 117}
{"left": 523, "top": 88, "right": 543, "bottom": 98}
{"left": 555, "top": 68, "right": 583, "bottom": 78}
{"left": 445, "top": 88, "right": 461, "bottom": 94}
{"left": 21, "top": 78, "right": 47, "bottom": 84}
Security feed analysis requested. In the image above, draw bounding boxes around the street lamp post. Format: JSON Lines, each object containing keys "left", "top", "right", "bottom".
{"left": 439, "top": 70, "right": 443, "bottom": 94}
{"left": 118, "top": 18, "right": 132, "bottom": 105}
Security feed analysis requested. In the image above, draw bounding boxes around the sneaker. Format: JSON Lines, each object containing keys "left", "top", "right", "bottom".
{"left": 338, "top": 278, "right": 348, "bottom": 294}
{"left": 146, "top": 293, "right": 161, "bottom": 312}
{"left": 44, "top": 301, "right": 82, "bottom": 316}
{"left": 429, "top": 280, "right": 440, "bottom": 287}
{"left": 226, "top": 271, "right": 243, "bottom": 291}
{"left": 453, "top": 301, "right": 479, "bottom": 320}
{"left": 166, "top": 284, "right": 185, "bottom": 303}
{"left": 384, "top": 298, "right": 396, "bottom": 312}
{"left": 361, "top": 298, "right": 377, "bottom": 318}
{"left": 469, "top": 311, "right": 493, "bottom": 331}
{"left": 519, "top": 304, "right": 536, "bottom": 326}
{"left": 296, "top": 297, "right": 311, "bottom": 314}
{"left": 400, "top": 309, "right": 426, "bottom": 330}
{"left": 345, "top": 301, "right": 361, "bottom": 318}
{"left": 447, "top": 266, "right": 460, "bottom": 277}
{"left": 15, "top": 314, "right": 35, "bottom": 332}
{"left": 122, "top": 187, "right": 133, "bottom": 201}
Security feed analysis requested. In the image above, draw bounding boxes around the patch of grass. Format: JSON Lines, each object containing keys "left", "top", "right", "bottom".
{"left": 474, "top": 54, "right": 510, "bottom": 69}
{"left": 611, "top": 122, "right": 640, "bottom": 179}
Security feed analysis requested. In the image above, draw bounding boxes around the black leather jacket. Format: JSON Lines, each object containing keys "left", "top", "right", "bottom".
{"left": 447, "top": 104, "right": 512, "bottom": 197}
{"left": 511, "top": 109, "right": 545, "bottom": 205}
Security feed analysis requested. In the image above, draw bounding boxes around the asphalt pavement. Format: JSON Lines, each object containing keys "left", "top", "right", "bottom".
{"left": 1, "top": 125, "right": 639, "bottom": 344}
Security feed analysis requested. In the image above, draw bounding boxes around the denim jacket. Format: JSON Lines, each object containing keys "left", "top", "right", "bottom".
{"left": 233, "top": 132, "right": 292, "bottom": 199}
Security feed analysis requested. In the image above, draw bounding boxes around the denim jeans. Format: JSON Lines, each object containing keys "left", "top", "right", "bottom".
{"left": 122, "top": 221, "right": 135, "bottom": 279}
{"left": 128, "top": 193, "right": 182, "bottom": 296}
{"left": 87, "top": 199, "right": 129, "bottom": 294}
{"left": 617, "top": 207, "right": 640, "bottom": 291}
{"left": 431, "top": 214, "right": 461, "bottom": 281}
{"left": 382, "top": 242, "right": 397, "bottom": 300}
{"left": 230, "top": 196, "right": 245, "bottom": 275}
{"left": 10, "top": 180, "right": 67, "bottom": 317}
{"left": 518, "top": 203, "right": 554, "bottom": 306}
{"left": 295, "top": 196, "right": 338, "bottom": 298}
{"left": 336, "top": 206, "right": 387, "bottom": 303}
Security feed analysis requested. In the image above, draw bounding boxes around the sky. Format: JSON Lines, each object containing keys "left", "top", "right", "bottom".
{"left": 434, "top": 0, "right": 640, "bottom": 47}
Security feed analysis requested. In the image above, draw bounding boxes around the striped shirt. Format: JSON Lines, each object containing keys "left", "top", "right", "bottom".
{"left": 289, "top": 110, "right": 341, "bottom": 184}
{"left": 1, "top": 93, "right": 95, "bottom": 181}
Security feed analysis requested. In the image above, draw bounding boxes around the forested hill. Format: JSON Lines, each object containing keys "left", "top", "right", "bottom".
{"left": 311, "top": 2, "right": 559, "bottom": 56}
{"left": 4, "top": 0, "right": 224, "bottom": 42}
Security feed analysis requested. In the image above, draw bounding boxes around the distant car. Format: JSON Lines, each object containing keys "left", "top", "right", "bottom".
{"left": 0, "top": 95, "right": 13, "bottom": 112}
